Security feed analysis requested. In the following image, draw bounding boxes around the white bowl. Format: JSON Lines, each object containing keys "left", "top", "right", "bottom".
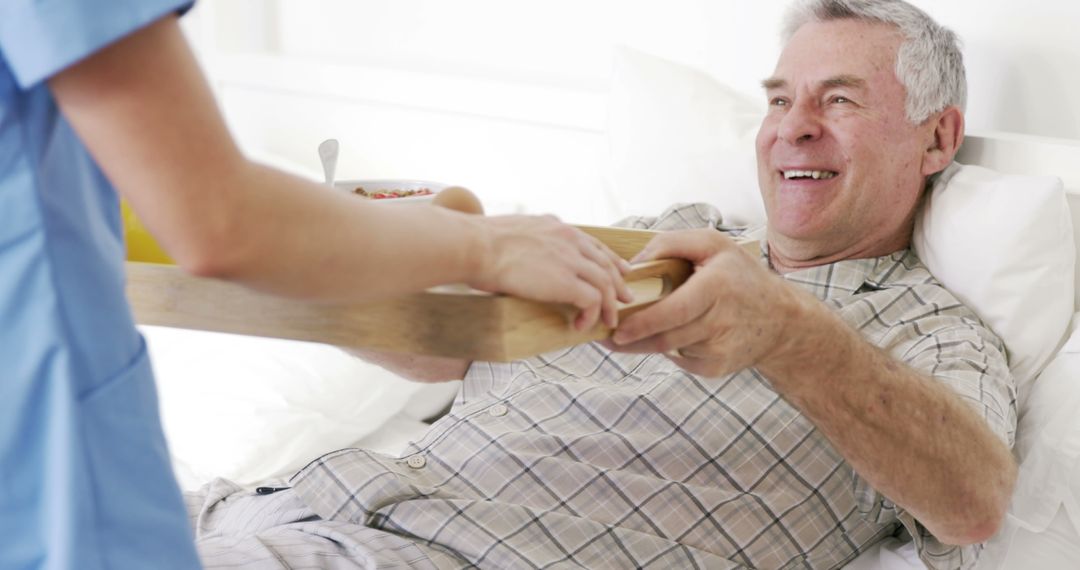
{"left": 333, "top": 179, "right": 447, "bottom": 203}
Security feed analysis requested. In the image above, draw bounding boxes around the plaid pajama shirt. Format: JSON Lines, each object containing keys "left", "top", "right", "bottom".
{"left": 189, "top": 203, "right": 1016, "bottom": 570}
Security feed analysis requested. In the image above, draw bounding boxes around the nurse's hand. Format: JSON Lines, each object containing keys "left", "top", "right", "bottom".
{"left": 468, "top": 215, "right": 635, "bottom": 331}
{"left": 602, "top": 228, "right": 797, "bottom": 377}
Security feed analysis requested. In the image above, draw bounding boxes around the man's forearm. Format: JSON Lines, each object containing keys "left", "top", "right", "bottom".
{"left": 758, "top": 293, "right": 1016, "bottom": 545}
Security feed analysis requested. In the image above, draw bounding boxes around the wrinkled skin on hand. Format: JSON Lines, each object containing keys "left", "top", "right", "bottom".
{"left": 605, "top": 228, "right": 803, "bottom": 378}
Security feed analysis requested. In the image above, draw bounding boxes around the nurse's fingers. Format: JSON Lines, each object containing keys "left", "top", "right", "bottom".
{"left": 468, "top": 215, "right": 631, "bottom": 332}
{"left": 568, "top": 250, "right": 621, "bottom": 331}
{"left": 584, "top": 234, "right": 634, "bottom": 302}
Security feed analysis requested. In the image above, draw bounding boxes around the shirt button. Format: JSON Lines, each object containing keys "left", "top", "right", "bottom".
{"left": 489, "top": 403, "right": 508, "bottom": 417}
{"left": 406, "top": 455, "right": 427, "bottom": 469}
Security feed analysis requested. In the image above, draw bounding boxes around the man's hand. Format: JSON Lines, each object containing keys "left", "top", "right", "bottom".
{"left": 605, "top": 229, "right": 800, "bottom": 377}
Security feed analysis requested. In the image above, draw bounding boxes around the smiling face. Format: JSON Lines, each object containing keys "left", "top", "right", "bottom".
{"left": 757, "top": 19, "right": 941, "bottom": 271}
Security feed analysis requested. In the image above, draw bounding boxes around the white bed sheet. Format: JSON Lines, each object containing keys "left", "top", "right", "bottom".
{"left": 846, "top": 539, "right": 925, "bottom": 570}
{"left": 148, "top": 324, "right": 460, "bottom": 490}
{"left": 983, "top": 507, "right": 1080, "bottom": 569}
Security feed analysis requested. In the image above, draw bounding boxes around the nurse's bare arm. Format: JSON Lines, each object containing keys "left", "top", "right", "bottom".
{"left": 47, "top": 16, "right": 631, "bottom": 330}
{"left": 344, "top": 349, "right": 471, "bottom": 383}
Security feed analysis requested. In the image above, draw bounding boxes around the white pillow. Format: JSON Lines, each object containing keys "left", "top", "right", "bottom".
{"left": 605, "top": 47, "right": 766, "bottom": 226}
{"left": 913, "top": 163, "right": 1075, "bottom": 390}
{"left": 978, "top": 313, "right": 1080, "bottom": 569}
{"left": 605, "top": 49, "right": 1075, "bottom": 391}
{"left": 144, "top": 326, "right": 450, "bottom": 488}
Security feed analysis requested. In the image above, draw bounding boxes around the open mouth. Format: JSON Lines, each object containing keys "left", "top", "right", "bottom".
{"left": 782, "top": 169, "right": 839, "bottom": 180}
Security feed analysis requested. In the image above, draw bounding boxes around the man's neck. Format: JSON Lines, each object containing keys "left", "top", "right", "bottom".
{"left": 767, "top": 232, "right": 912, "bottom": 274}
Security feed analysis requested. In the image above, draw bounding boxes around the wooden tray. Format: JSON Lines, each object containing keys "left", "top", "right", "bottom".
{"left": 125, "top": 226, "right": 745, "bottom": 361}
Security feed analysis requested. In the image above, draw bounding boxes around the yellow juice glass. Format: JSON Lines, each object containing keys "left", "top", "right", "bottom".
{"left": 121, "top": 200, "right": 174, "bottom": 264}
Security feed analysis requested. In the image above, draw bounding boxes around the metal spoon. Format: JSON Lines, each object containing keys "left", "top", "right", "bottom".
{"left": 317, "top": 138, "right": 339, "bottom": 187}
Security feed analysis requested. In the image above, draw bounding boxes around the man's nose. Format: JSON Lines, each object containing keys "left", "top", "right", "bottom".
{"left": 777, "top": 99, "right": 822, "bottom": 144}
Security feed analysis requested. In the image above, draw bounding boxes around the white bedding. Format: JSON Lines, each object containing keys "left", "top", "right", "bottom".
{"left": 846, "top": 539, "right": 925, "bottom": 570}
{"left": 146, "top": 325, "right": 459, "bottom": 489}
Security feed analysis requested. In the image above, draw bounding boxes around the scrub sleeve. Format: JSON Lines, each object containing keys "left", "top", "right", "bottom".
{"left": 0, "top": 1, "right": 201, "bottom": 569}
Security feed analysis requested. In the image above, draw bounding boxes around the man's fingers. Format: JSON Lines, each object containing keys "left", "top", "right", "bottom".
{"left": 607, "top": 310, "right": 709, "bottom": 354}
{"left": 610, "top": 277, "right": 708, "bottom": 346}
{"left": 607, "top": 330, "right": 685, "bottom": 355}
{"left": 631, "top": 229, "right": 730, "bottom": 265}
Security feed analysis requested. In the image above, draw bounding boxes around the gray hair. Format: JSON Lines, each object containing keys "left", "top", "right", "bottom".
{"left": 781, "top": 0, "right": 966, "bottom": 124}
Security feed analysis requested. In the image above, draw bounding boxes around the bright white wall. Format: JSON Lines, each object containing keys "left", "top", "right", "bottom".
{"left": 198, "top": 0, "right": 1080, "bottom": 138}
{"left": 909, "top": 0, "right": 1080, "bottom": 140}
{"left": 184, "top": 0, "right": 1080, "bottom": 222}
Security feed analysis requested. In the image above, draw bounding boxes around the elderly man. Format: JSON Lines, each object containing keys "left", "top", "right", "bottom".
{"left": 188, "top": 1, "right": 1015, "bottom": 568}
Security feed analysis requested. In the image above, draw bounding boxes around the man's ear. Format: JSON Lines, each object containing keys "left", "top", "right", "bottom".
{"left": 922, "top": 106, "right": 964, "bottom": 177}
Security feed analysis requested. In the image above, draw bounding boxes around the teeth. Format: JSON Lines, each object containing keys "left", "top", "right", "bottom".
{"left": 783, "top": 170, "right": 837, "bottom": 180}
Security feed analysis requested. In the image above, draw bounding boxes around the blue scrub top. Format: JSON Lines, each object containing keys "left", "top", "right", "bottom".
{"left": 0, "top": 1, "right": 201, "bottom": 568}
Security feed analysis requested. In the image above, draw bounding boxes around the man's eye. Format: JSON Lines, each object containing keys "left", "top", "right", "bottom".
{"left": 830, "top": 95, "right": 852, "bottom": 104}
{"left": 769, "top": 97, "right": 789, "bottom": 107}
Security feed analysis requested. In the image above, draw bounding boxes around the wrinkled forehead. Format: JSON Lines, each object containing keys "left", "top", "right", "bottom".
{"left": 769, "top": 19, "right": 903, "bottom": 90}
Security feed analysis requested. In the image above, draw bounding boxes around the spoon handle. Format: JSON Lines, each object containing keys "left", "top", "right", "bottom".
{"left": 317, "top": 138, "right": 339, "bottom": 186}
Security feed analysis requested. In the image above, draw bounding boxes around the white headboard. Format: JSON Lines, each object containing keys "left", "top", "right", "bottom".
{"left": 956, "top": 132, "right": 1080, "bottom": 309}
